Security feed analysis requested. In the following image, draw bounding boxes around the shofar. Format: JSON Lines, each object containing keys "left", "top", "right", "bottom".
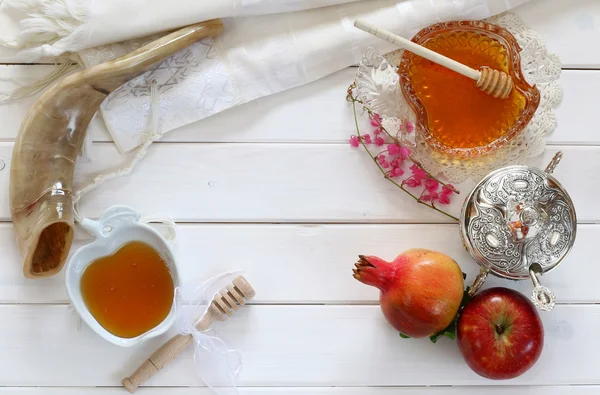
{"left": 10, "top": 19, "right": 224, "bottom": 279}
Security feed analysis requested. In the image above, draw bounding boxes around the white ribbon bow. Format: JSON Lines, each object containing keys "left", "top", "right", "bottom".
{"left": 174, "top": 271, "right": 244, "bottom": 395}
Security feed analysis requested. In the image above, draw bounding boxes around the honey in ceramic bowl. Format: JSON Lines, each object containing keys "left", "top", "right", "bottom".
{"left": 399, "top": 20, "right": 540, "bottom": 158}
{"left": 80, "top": 241, "right": 175, "bottom": 339}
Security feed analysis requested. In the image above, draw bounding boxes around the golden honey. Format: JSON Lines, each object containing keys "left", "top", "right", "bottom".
{"left": 400, "top": 22, "right": 540, "bottom": 156}
{"left": 80, "top": 241, "right": 174, "bottom": 338}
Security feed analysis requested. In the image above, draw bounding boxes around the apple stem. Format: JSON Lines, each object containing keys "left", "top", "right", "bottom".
{"left": 495, "top": 323, "right": 505, "bottom": 335}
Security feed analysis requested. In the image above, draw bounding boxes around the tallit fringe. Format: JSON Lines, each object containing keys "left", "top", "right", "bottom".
{"left": 0, "top": 0, "right": 88, "bottom": 103}
{"left": 0, "top": 56, "right": 82, "bottom": 104}
{"left": 0, "top": 0, "right": 90, "bottom": 59}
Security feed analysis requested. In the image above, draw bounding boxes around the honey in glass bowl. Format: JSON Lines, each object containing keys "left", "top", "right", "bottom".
{"left": 399, "top": 20, "right": 540, "bottom": 158}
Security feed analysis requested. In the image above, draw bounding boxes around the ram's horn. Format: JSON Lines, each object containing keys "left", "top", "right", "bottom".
{"left": 9, "top": 19, "right": 224, "bottom": 278}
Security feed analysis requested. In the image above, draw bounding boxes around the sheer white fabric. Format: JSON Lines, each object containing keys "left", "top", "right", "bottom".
{"left": 174, "top": 270, "right": 244, "bottom": 394}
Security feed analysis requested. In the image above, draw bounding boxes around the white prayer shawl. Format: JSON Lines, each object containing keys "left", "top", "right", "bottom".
{"left": 1, "top": 0, "right": 534, "bottom": 152}
{"left": 0, "top": 0, "right": 364, "bottom": 58}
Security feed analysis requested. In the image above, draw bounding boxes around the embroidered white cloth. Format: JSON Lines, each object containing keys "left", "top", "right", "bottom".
{"left": 1, "top": 0, "right": 534, "bottom": 152}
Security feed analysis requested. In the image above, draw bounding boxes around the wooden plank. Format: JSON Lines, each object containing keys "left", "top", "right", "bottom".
{"left": 103, "top": 68, "right": 600, "bottom": 146}
{"left": 0, "top": 223, "right": 595, "bottom": 304}
{"left": 553, "top": 70, "right": 600, "bottom": 145}
{"left": 1, "top": 67, "right": 599, "bottom": 145}
{"left": 0, "top": 305, "right": 596, "bottom": 386}
{"left": 0, "top": 143, "right": 596, "bottom": 223}
{"left": 1, "top": 222, "right": 596, "bottom": 304}
{"left": 152, "top": 69, "right": 600, "bottom": 145}
{"left": 515, "top": 0, "right": 600, "bottom": 69}
{"left": 1, "top": 387, "right": 598, "bottom": 394}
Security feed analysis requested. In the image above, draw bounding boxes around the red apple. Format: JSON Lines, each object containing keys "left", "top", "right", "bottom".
{"left": 457, "top": 287, "right": 544, "bottom": 380}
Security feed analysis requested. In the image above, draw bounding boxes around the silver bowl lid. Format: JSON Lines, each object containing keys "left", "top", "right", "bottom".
{"left": 460, "top": 153, "right": 576, "bottom": 310}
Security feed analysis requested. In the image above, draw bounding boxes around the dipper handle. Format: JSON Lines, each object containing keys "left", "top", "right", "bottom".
{"left": 354, "top": 19, "right": 513, "bottom": 99}
{"left": 354, "top": 19, "right": 480, "bottom": 80}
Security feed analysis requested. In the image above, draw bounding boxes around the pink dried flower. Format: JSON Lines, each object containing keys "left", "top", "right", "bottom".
{"left": 399, "top": 146, "right": 411, "bottom": 160}
{"left": 388, "top": 167, "right": 404, "bottom": 178}
{"left": 415, "top": 170, "right": 427, "bottom": 180}
{"left": 425, "top": 178, "right": 439, "bottom": 192}
{"left": 442, "top": 184, "right": 456, "bottom": 195}
{"left": 346, "top": 85, "right": 457, "bottom": 221}
{"left": 410, "top": 164, "right": 427, "bottom": 180}
{"left": 405, "top": 178, "right": 421, "bottom": 188}
{"left": 387, "top": 144, "right": 401, "bottom": 156}
{"left": 421, "top": 191, "right": 439, "bottom": 202}
{"left": 370, "top": 113, "right": 382, "bottom": 127}
{"left": 438, "top": 194, "right": 451, "bottom": 205}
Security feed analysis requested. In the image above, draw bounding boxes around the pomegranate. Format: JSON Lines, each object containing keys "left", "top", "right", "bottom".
{"left": 353, "top": 249, "right": 464, "bottom": 338}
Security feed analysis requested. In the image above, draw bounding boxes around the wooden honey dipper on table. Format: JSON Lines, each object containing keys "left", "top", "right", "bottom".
{"left": 354, "top": 19, "right": 514, "bottom": 99}
{"left": 122, "top": 275, "right": 255, "bottom": 393}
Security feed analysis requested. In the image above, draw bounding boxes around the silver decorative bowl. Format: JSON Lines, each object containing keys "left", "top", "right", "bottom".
{"left": 460, "top": 152, "right": 577, "bottom": 311}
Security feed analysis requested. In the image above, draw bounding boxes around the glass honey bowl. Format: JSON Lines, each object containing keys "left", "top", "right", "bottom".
{"left": 398, "top": 20, "right": 540, "bottom": 158}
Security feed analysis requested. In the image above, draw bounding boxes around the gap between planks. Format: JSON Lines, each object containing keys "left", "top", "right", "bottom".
{"left": 0, "top": 386, "right": 599, "bottom": 394}
{"left": 0, "top": 305, "right": 598, "bottom": 386}
{"left": 0, "top": 223, "right": 598, "bottom": 304}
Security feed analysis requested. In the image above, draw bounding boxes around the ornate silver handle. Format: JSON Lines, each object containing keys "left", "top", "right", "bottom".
{"left": 468, "top": 268, "right": 489, "bottom": 297}
{"left": 544, "top": 151, "right": 563, "bottom": 174}
{"left": 529, "top": 268, "right": 556, "bottom": 311}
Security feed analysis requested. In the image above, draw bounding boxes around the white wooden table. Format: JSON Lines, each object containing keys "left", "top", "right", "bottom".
{"left": 0, "top": 0, "right": 599, "bottom": 394}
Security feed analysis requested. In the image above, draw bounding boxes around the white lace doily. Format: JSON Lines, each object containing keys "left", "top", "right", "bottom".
{"left": 355, "top": 12, "right": 562, "bottom": 183}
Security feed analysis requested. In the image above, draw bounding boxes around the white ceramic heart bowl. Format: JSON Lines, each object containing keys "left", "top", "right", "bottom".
{"left": 65, "top": 206, "right": 179, "bottom": 347}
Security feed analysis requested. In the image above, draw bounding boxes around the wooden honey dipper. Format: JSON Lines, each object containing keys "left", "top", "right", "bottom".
{"left": 354, "top": 19, "right": 514, "bottom": 99}
{"left": 122, "top": 275, "right": 255, "bottom": 393}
